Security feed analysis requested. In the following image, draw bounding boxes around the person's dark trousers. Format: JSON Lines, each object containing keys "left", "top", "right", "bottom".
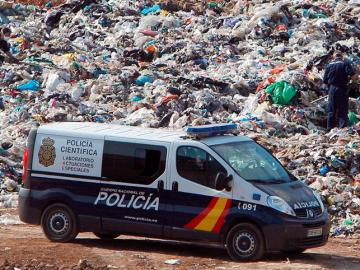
{"left": 327, "top": 85, "right": 348, "bottom": 130}
{"left": 0, "top": 97, "right": 4, "bottom": 111}
{"left": 0, "top": 57, "right": 3, "bottom": 111}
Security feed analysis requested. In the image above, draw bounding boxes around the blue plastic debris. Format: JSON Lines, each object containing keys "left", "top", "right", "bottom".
{"left": 131, "top": 96, "right": 144, "bottom": 102}
{"left": 240, "top": 114, "right": 265, "bottom": 129}
{"left": 93, "top": 67, "right": 108, "bottom": 78}
{"left": 16, "top": 80, "right": 40, "bottom": 91}
{"left": 136, "top": 75, "right": 154, "bottom": 86}
{"left": 319, "top": 165, "right": 330, "bottom": 176}
{"left": 99, "top": 17, "right": 111, "bottom": 27}
{"left": 45, "top": 1, "right": 53, "bottom": 9}
{"left": 141, "top": 4, "right": 161, "bottom": 15}
{"left": 193, "top": 58, "right": 209, "bottom": 69}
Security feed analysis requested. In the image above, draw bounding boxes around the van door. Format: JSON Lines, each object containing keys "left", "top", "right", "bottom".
{"left": 165, "top": 142, "right": 233, "bottom": 241}
{"left": 96, "top": 137, "right": 169, "bottom": 237}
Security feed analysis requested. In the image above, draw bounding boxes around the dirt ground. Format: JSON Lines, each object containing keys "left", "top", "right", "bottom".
{"left": 0, "top": 209, "right": 359, "bottom": 270}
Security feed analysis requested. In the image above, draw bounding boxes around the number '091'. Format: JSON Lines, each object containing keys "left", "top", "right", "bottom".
{"left": 238, "top": 202, "right": 257, "bottom": 211}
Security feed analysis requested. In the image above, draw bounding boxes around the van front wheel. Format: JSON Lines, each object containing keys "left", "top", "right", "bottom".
{"left": 41, "top": 203, "right": 78, "bottom": 242}
{"left": 226, "top": 223, "right": 264, "bottom": 261}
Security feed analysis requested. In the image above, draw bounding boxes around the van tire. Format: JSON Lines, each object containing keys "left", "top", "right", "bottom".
{"left": 94, "top": 233, "right": 120, "bottom": 240}
{"left": 225, "top": 223, "right": 264, "bottom": 261}
{"left": 41, "top": 203, "right": 78, "bottom": 242}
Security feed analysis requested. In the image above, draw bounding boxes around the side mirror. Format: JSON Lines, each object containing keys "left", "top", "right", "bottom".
{"left": 215, "top": 172, "right": 233, "bottom": 191}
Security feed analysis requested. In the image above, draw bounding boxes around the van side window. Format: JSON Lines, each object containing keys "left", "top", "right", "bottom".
{"left": 102, "top": 141, "right": 167, "bottom": 185}
{"left": 176, "top": 146, "right": 227, "bottom": 189}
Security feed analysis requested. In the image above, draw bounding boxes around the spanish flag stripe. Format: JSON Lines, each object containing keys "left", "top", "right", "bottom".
{"left": 185, "top": 197, "right": 219, "bottom": 229}
{"left": 194, "top": 198, "right": 228, "bottom": 231}
{"left": 212, "top": 199, "right": 232, "bottom": 233}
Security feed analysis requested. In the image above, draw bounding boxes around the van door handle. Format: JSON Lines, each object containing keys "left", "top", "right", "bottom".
{"left": 172, "top": 181, "right": 178, "bottom": 192}
{"left": 157, "top": 180, "right": 164, "bottom": 191}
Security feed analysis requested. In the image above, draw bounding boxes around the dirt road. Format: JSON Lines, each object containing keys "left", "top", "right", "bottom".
{"left": 0, "top": 212, "right": 359, "bottom": 270}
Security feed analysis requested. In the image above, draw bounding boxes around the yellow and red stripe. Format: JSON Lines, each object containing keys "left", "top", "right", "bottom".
{"left": 185, "top": 197, "right": 232, "bottom": 233}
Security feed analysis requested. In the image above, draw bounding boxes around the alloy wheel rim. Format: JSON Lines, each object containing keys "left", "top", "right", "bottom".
{"left": 234, "top": 232, "right": 256, "bottom": 256}
{"left": 49, "top": 212, "right": 70, "bottom": 235}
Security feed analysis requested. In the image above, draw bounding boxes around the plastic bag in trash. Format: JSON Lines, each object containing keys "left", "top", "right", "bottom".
{"left": 141, "top": 4, "right": 161, "bottom": 15}
{"left": 265, "top": 81, "right": 297, "bottom": 105}
{"left": 15, "top": 80, "right": 40, "bottom": 91}
{"left": 348, "top": 112, "right": 359, "bottom": 125}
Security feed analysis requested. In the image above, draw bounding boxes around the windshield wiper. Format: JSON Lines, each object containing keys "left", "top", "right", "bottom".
{"left": 267, "top": 180, "right": 287, "bottom": 184}
{"left": 249, "top": 179, "right": 287, "bottom": 184}
{"left": 248, "top": 179, "right": 269, "bottom": 184}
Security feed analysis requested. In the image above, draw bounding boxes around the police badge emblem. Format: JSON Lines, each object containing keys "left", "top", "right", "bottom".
{"left": 38, "top": 137, "right": 56, "bottom": 167}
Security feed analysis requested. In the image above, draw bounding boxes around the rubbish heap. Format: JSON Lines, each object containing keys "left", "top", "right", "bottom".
{"left": 0, "top": 0, "right": 359, "bottom": 236}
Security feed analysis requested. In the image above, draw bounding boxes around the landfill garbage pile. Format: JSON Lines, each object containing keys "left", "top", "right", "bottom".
{"left": 0, "top": 0, "right": 359, "bottom": 236}
{"left": 15, "top": 0, "right": 65, "bottom": 6}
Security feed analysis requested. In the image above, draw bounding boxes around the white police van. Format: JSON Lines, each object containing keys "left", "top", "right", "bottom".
{"left": 19, "top": 122, "right": 330, "bottom": 261}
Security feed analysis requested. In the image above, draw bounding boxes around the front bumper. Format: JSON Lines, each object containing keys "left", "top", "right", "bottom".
{"left": 263, "top": 211, "right": 331, "bottom": 252}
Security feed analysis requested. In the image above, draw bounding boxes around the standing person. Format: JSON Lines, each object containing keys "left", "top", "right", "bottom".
{"left": 323, "top": 52, "right": 357, "bottom": 130}
{"left": 0, "top": 27, "right": 18, "bottom": 111}
{"left": 0, "top": 27, "right": 18, "bottom": 63}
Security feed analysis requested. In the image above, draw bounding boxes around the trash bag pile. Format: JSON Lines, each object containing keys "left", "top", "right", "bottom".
{"left": 0, "top": 0, "right": 359, "bottom": 236}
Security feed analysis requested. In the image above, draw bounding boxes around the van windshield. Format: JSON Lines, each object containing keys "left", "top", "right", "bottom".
{"left": 211, "top": 141, "right": 295, "bottom": 184}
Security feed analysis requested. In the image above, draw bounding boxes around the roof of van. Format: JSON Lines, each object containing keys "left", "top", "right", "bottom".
{"left": 37, "top": 122, "right": 253, "bottom": 145}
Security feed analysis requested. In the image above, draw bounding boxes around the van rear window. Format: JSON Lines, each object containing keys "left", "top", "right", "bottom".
{"left": 102, "top": 141, "right": 166, "bottom": 185}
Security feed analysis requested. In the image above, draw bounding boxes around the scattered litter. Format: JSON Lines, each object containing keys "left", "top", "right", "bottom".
{"left": 0, "top": 214, "right": 22, "bottom": 225}
{"left": 164, "top": 259, "right": 181, "bottom": 265}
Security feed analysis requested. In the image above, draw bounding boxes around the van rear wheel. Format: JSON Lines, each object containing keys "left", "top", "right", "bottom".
{"left": 94, "top": 233, "right": 120, "bottom": 240}
{"left": 41, "top": 203, "right": 78, "bottom": 242}
{"left": 225, "top": 223, "right": 264, "bottom": 261}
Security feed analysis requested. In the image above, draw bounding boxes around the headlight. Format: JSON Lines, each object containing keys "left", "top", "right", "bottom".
{"left": 313, "top": 190, "right": 325, "bottom": 212}
{"left": 267, "top": 196, "right": 296, "bottom": 216}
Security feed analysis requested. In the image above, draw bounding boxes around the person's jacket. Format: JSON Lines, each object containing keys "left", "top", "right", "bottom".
{"left": 323, "top": 58, "right": 355, "bottom": 88}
